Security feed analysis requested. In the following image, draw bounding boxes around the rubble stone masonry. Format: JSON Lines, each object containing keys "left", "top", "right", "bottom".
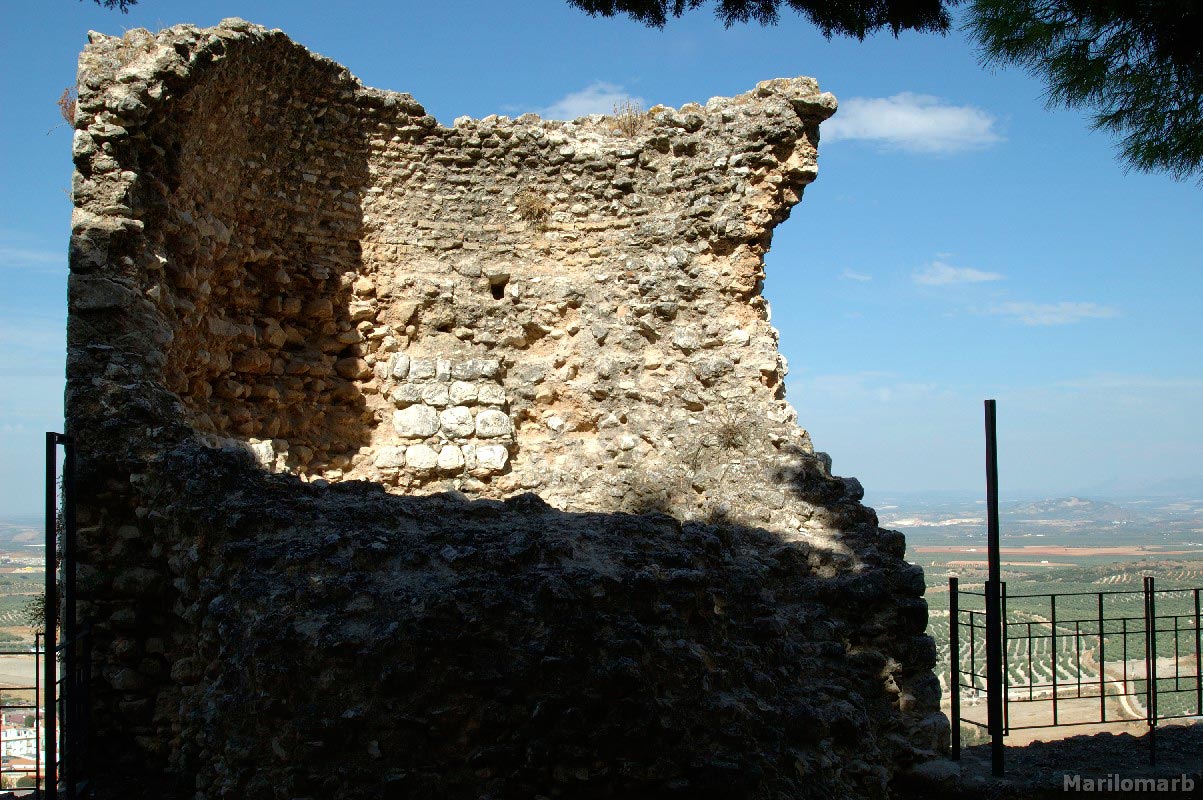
{"left": 67, "top": 19, "right": 944, "bottom": 798}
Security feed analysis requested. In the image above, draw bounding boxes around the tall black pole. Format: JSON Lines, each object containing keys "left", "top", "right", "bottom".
{"left": 984, "top": 400, "right": 1004, "bottom": 776}
{"left": 44, "top": 432, "right": 59, "bottom": 796}
{"left": 949, "top": 576, "right": 961, "bottom": 761}
{"left": 62, "top": 435, "right": 77, "bottom": 793}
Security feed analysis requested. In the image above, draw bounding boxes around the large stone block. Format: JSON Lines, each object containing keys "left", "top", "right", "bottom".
{"left": 438, "top": 406, "right": 475, "bottom": 438}
{"left": 475, "top": 443, "right": 509, "bottom": 471}
{"left": 477, "top": 384, "right": 506, "bottom": 406}
{"left": 437, "top": 444, "right": 465, "bottom": 471}
{"left": 393, "top": 405, "right": 438, "bottom": 438}
{"left": 448, "top": 380, "right": 477, "bottom": 405}
{"left": 404, "top": 443, "right": 438, "bottom": 470}
{"left": 474, "top": 409, "right": 513, "bottom": 438}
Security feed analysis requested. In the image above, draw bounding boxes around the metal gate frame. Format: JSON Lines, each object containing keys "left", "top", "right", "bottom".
{"left": 947, "top": 402, "right": 1203, "bottom": 776}
{"left": 40, "top": 432, "right": 91, "bottom": 799}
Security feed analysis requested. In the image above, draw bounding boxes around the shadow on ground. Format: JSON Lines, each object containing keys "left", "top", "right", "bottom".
{"left": 896, "top": 723, "right": 1203, "bottom": 798}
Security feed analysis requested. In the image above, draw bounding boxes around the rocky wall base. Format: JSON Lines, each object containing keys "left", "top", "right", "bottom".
{"left": 85, "top": 444, "right": 944, "bottom": 799}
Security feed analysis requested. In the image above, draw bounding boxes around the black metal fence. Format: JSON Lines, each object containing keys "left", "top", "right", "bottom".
{"left": 0, "top": 630, "right": 90, "bottom": 797}
{"left": 0, "top": 434, "right": 90, "bottom": 798}
{"left": 950, "top": 575, "right": 1203, "bottom": 773}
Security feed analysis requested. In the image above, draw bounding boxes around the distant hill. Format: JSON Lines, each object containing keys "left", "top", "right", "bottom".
{"left": 1077, "top": 474, "right": 1203, "bottom": 500}
{"left": 1006, "top": 496, "right": 1137, "bottom": 523}
{"left": 0, "top": 515, "right": 44, "bottom": 550}
{"left": 876, "top": 491, "right": 1203, "bottom": 551}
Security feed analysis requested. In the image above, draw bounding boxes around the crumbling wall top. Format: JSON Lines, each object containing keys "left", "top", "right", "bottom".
{"left": 69, "top": 17, "right": 847, "bottom": 532}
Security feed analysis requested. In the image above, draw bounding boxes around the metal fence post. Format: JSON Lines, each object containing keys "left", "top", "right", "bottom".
{"left": 1195, "top": 588, "right": 1202, "bottom": 717}
{"left": 62, "top": 435, "right": 77, "bottom": 797}
{"left": 983, "top": 400, "right": 1004, "bottom": 776}
{"left": 35, "top": 630, "right": 41, "bottom": 799}
{"left": 1144, "top": 576, "right": 1157, "bottom": 766}
{"left": 949, "top": 577, "right": 960, "bottom": 761}
{"left": 1001, "top": 582, "right": 1009, "bottom": 735}
{"left": 44, "top": 432, "right": 58, "bottom": 798}
{"left": 63, "top": 436, "right": 76, "bottom": 781}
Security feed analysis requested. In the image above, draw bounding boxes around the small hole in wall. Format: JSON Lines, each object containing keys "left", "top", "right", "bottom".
{"left": 490, "top": 276, "right": 508, "bottom": 301}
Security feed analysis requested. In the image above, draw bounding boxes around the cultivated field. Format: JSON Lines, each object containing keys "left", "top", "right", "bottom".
{"left": 925, "top": 555, "right": 1203, "bottom": 744}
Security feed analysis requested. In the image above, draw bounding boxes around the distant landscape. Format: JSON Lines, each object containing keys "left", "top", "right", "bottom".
{"left": 878, "top": 492, "right": 1203, "bottom": 743}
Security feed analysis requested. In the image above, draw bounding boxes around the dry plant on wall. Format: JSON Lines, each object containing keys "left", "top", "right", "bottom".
{"left": 610, "top": 98, "right": 647, "bottom": 136}
{"left": 514, "top": 188, "right": 551, "bottom": 228}
{"left": 52, "top": 87, "right": 81, "bottom": 199}
{"left": 709, "top": 403, "right": 754, "bottom": 452}
{"left": 685, "top": 401, "right": 758, "bottom": 484}
{"left": 57, "top": 87, "right": 78, "bottom": 125}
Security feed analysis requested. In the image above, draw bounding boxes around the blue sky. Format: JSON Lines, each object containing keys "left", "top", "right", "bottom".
{"left": 2, "top": 0, "right": 1201, "bottom": 514}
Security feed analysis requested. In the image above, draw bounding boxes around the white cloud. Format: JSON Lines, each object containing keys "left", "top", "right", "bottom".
{"left": 914, "top": 260, "right": 1003, "bottom": 286}
{"left": 801, "top": 371, "right": 942, "bottom": 404}
{"left": 1055, "top": 374, "right": 1203, "bottom": 391}
{"left": 840, "top": 269, "right": 872, "bottom": 282}
{"left": 0, "top": 245, "right": 65, "bottom": 275}
{"left": 991, "top": 301, "right": 1119, "bottom": 326}
{"left": 536, "top": 82, "right": 644, "bottom": 121}
{"left": 823, "top": 92, "right": 1003, "bottom": 153}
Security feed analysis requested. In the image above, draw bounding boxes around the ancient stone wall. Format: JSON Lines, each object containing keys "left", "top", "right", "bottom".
{"left": 67, "top": 19, "right": 944, "bottom": 799}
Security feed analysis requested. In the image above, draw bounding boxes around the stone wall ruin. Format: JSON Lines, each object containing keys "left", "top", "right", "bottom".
{"left": 67, "top": 19, "right": 945, "bottom": 799}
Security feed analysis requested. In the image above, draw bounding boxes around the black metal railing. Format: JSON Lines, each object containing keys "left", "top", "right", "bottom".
{"left": 950, "top": 575, "right": 1203, "bottom": 773}
{"left": 0, "top": 634, "right": 46, "bottom": 794}
{"left": 0, "top": 628, "right": 89, "bottom": 798}
{"left": 0, "top": 433, "right": 92, "bottom": 798}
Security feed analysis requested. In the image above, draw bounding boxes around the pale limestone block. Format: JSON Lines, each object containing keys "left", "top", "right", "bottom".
{"left": 391, "top": 383, "right": 423, "bottom": 407}
{"left": 475, "top": 410, "right": 513, "bottom": 438}
{"left": 349, "top": 300, "right": 375, "bottom": 322}
{"left": 246, "top": 440, "right": 274, "bottom": 468}
{"left": 373, "top": 446, "right": 407, "bottom": 468}
{"left": 450, "top": 360, "right": 483, "bottom": 380}
{"left": 390, "top": 353, "right": 410, "bottom": 379}
{"left": 422, "top": 384, "right": 450, "bottom": 407}
{"left": 476, "top": 444, "right": 509, "bottom": 471}
{"left": 477, "top": 384, "right": 506, "bottom": 406}
{"left": 724, "top": 328, "right": 751, "bottom": 347}
{"left": 405, "top": 444, "right": 438, "bottom": 470}
{"left": 409, "top": 358, "right": 436, "bottom": 380}
{"left": 452, "top": 357, "right": 502, "bottom": 380}
{"left": 439, "top": 406, "right": 475, "bottom": 438}
{"left": 449, "top": 380, "right": 478, "bottom": 404}
{"left": 393, "top": 405, "right": 438, "bottom": 438}
{"left": 437, "top": 445, "right": 465, "bottom": 471}
{"left": 479, "top": 358, "right": 501, "bottom": 379}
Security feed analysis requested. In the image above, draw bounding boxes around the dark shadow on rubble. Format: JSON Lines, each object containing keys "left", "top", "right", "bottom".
{"left": 86, "top": 440, "right": 937, "bottom": 800}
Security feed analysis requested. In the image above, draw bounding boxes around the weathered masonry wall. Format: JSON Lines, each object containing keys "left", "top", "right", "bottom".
{"left": 67, "top": 19, "right": 945, "bottom": 799}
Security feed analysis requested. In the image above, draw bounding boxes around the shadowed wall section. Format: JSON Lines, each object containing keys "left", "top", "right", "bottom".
{"left": 138, "top": 31, "right": 374, "bottom": 472}
{"left": 67, "top": 19, "right": 945, "bottom": 799}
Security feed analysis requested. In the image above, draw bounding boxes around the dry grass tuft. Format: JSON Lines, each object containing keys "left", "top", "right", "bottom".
{"left": 610, "top": 98, "right": 647, "bottom": 136}
{"left": 514, "top": 188, "right": 551, "bottom": 227}
{"left": 707, "top": 403, "right": 753, "bottom": 452}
